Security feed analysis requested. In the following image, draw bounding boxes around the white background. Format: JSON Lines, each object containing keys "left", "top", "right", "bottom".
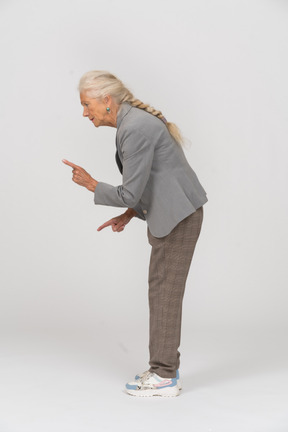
{"left": 0, "top": 1, "right": 287, "bottom": 431}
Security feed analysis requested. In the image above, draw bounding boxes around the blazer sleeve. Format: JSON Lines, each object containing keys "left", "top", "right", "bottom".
{"left": 94, "top": 127, "right": 154, "bottom": 211}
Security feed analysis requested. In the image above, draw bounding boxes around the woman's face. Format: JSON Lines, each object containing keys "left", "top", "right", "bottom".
{"left": 80, "top": 92, "right": 111, "bottom": 127}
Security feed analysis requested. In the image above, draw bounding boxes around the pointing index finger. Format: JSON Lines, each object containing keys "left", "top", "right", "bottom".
{"left": 97, "top": 219, "right": 115, "bottom": 231}
{"left": 62, "top": 159, "right": 81, "bottom": 169}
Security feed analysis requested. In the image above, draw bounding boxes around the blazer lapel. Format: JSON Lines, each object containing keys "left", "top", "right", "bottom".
{"left": 115, "top": 103, "right": 133, "bottom": 174}
{"left": 115, "top": 144, "right": 123, "bottom": 174}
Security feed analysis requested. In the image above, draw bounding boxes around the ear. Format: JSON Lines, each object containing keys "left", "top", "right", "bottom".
{"left": 104, "top": 95, "right": 112, "bottom": 105}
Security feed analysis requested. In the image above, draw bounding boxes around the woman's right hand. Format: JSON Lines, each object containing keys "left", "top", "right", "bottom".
{"left": 97, "top": 208, "right": 137, "bottom": 233}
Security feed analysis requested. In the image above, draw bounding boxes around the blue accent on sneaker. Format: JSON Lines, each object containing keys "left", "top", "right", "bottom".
{"left": 126, "top": 383, "right": 138, "bottom": 390}
{"left": 165, "top": 378, "right": 177, "bottom": 388}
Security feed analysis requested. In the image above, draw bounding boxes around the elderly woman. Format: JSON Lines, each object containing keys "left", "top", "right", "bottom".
{"left": 63, "top": 71, "right": 208, "bottom": 397}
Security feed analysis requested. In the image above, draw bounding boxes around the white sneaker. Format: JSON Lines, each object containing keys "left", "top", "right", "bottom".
{"left": 135, "top": 369, "right": 182, "bottom": 390}
{"left": 126, "top": 371, "right": 180, "bottom": 397}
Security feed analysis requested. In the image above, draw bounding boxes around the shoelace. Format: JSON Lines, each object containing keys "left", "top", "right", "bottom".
{"left": 139, "top": 371, "right": 153, "bottom": 384}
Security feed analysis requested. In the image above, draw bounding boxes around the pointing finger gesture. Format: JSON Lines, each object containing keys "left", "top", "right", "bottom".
{"left": 62, "top": 159, "right": 98, "bottom": 192}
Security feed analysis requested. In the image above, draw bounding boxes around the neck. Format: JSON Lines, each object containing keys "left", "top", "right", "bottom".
{"left": 107, "top": 101, "right": 120, "bottom": 128}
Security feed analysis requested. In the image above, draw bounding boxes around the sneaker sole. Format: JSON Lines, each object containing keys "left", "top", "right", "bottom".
{"left": 126, "top": 386, "right": 180, "bottom": 397}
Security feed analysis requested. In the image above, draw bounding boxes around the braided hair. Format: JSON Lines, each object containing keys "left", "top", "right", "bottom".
{"left": 78, "top": 71, "right": 183, "bottom": 145}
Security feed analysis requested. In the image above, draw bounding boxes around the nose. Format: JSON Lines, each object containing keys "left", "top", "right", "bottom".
{"left": 83, "top": 107, "right": 89, "bottom": 117}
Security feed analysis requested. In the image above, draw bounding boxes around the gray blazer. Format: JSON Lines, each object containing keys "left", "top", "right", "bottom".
{"left": 94, "top": 103, "right": 208, "bottom": 237}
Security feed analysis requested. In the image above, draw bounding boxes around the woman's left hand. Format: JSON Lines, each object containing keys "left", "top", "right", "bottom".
{"left": 62, "top": 159, "right": 98, "bottom": 192}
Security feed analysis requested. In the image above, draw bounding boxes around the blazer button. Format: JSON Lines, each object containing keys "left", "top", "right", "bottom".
{"left": 143, "top": 210, "right": 148, "bottom": 215}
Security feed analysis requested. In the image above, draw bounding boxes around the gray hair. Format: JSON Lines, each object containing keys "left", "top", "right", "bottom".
{"left": 78, "top": 70, "right": 183, "bottom": 145}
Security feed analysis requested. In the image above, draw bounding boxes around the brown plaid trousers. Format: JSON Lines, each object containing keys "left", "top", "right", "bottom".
{"left": 147, "top": 206, "right": 204, "bottom": 378}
